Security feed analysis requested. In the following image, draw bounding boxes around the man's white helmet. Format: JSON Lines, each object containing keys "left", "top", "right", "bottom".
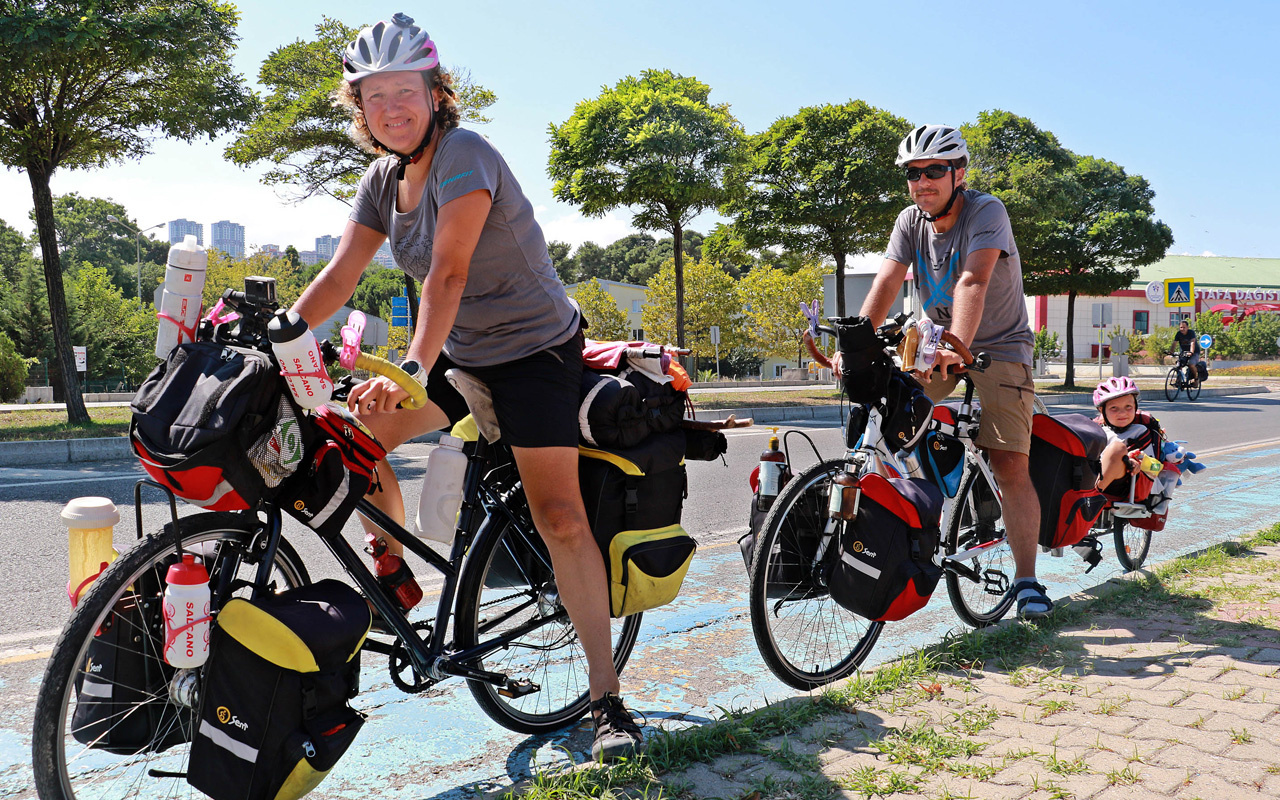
{"left": 896, "top": 125, "right": 969, "bottom": 166}
{"left": 343, "top": 13, "right": 439, "bottom": 84}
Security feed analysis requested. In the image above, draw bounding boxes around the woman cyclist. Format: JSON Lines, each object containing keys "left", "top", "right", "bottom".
{"left": 290, "top": 13, "right": 642, "bottom": 760}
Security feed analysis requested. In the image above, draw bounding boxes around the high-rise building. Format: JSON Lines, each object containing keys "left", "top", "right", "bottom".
{"left": 168, "top": 219, "right": 203, "bottom": 245}
{"left": 372, "top": 242, "right": 396, "bottom": 268}
{"left": 211, "top": 220, "right": 246, "bottom": 259}
{"left": 316, "top": 234, "right": 341, "bottom": 260}
{"left": 298, "top": 250, "right": 323, "bottom": 266}
{"left": 259, "top": 244, "right": 282, "bottom": 257}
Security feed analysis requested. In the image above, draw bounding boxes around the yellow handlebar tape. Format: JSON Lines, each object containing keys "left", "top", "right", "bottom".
{"left": 353, "top": 353, "right": 428, "bottom": 410}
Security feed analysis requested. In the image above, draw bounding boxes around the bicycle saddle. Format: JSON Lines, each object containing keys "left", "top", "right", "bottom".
{"left": 444, "top": 368, "right": 502, "bottom": 443}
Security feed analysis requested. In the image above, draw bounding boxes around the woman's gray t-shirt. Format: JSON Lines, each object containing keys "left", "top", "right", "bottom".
{"left": 350, "top": 127, "right": 579, "bottom": 367}
{"left": 885, "top": 189, "right": 1033, "bottom": 365}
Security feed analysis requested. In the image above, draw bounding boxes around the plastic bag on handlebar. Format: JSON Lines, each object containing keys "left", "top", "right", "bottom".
{"left": 832, "top": 316, "right": 893, "bottom": 404}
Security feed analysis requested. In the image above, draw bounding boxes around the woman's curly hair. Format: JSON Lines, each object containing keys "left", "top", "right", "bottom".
{"left": 333, "top": 68, "right": 461, "bottom": 156}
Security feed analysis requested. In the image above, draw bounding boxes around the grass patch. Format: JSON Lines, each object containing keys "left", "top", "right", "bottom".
{"left": 0, "top": 406, "right": 132, "bottom": 441}
{"left": 1216, "top": 363, "right": 1280, "bottom": 377}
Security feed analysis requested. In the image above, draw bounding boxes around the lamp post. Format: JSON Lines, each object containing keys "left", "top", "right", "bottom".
{"left": 106, "top": 215, "right": 164, "bottom": 304}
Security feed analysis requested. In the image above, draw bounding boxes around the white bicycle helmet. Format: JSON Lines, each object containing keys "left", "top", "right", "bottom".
{"left": 896, "top": 125, "right": 969, "bottom": 167}
{"left": 343, "top": 13, "right": 439, "bottom": 84}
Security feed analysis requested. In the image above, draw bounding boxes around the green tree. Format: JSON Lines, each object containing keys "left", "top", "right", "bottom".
{"left": 2, "top": 257, "right": 52, "bottom": 362}
{"left": 39, "top": 193, "right": 166, "bottom": 299}
{"left": 641, "top": 256, "right": 742, "bottom": 369}
{"left": 67, "top": 263, "right": 158, "bottom": 384}
{"left": 720, "top": 101, "right": 910, "bottom": 316}
{"left": 0, "top": 331, "right": 28, "bottom": 401}
{"left": 226, "top": 17, "right": 497, "bottom": 204}
{"left": 549, "top": 69, "right": 745, "bottom": 353}
{"left": 204, "top": 250, "right": 308, "bottom": 309}
{"left": 547, "top": 240, "right": 573, "bottom": 284}
{"left": 351, "top": 267, "right": 415, "bottom": 321}
{"left": 1227, "top": 312, "right": 1280, "bottom": 358}
{"left": 964, "top": 111, "right": 1173, "bottom": 388}
{"left": 0, "top": 217, "right": 35, "bottom": 285}
{"left": 571, "top": 279, "right": 630, "bottom": 341}
{"left": 0, "top": 0, "right": 255, "bottom": 422}
{"left": 737, "top": 263, "right": 827, "bottom": 366}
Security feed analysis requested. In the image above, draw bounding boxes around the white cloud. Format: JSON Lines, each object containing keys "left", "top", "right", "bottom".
{"left": 1200, "top": 250, "right": 1218, "bottom": 257}
{"left": 539, "top": 210, "right": 636, "bottom": 250}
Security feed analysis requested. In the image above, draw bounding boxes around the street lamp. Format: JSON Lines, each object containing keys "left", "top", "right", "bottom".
{"left": 106, "top": 215, "right": 165, "bottom": 304}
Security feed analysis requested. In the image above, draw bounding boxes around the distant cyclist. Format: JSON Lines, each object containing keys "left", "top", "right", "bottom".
{"left": 859, "top": 124, "right": 1049, "bottom": 620}
{"left": 1172, "top": 319, "right": 1200, "bottom": 386}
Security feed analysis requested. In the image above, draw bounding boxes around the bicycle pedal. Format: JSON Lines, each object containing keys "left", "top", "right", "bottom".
{"left": 498, "top": 679, "right": 540, "bottom": 698}
{"left": 982, "top": 569, "right": 1010, "bottom": 596}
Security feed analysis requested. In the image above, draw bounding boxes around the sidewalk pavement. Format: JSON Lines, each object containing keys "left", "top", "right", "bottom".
{"left": 659, "top": 541, "right": 1280, "bottom": 800}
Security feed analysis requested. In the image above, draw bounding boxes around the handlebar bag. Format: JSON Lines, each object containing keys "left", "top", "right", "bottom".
{"left": 828, "top": 474, "right": 943, "bottom": 622}
{"left": 188, "top": 579, "right": 370, "bottom": 800}
{"left": 279, "top": 404, "right": 387, "bottom": 539}
{"left": 831, "top": 316, "right": 893, "bottom": 405}
{"left": 1028, "top": 413, "right": 1108, "bottom": 548}
{"left": 579, "top": 431, "right": 696, "bottom": 617}
{"left": 131, "top": 342, "right": 302, "bottom": 511}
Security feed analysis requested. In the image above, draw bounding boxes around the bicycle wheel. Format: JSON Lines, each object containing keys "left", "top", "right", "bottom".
{"left": 944, "top": 466, "right": 1016, "bottom": 628}
{"left": 748, "top": 459, "right": 883, "bottom": 690}
{"left": 1164, "top": 368, "right": 1180, "bottom": 401}
{"left": 454, "top": 508, "right": 642, "bottom": 734}
{"left": 1186, "top": 372, "right": 1202, "bottom": 401}
{"left": 1113, "top": 516, "right": 1152, "bottom": 572}
{"left": 32, "top": 512, "right": 309, "bottom": 800}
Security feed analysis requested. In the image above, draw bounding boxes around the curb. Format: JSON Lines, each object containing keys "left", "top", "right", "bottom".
{"left": 0, "top": 436, "right": 132, "bottom": 466}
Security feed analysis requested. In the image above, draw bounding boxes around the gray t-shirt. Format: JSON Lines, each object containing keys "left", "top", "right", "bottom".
{"left": 351, "top": 127, "right": 580, "bottom": 367}
{"left": 885, "top": 189, "right": 1033, "bottom": 365}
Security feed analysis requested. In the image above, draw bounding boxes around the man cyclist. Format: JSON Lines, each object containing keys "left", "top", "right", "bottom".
{"left": 859, "top": 124, "right": 1049, "bottom": 620}
{"left": 1172, "top": 319, "right": 1201, "bottom": 386}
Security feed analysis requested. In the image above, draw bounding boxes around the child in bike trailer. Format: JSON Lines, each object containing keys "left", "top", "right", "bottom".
{"left": 1092, "top": 377, "right": 1184, "bottom": 506}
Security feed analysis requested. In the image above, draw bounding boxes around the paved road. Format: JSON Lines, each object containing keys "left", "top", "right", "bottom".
{"left": 2, "top": 393, "right": 1278, "bottom": 798}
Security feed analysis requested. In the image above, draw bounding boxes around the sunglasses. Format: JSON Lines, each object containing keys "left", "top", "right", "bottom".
{"left": 905, "top": 164, "right": 956, "bottom": 182}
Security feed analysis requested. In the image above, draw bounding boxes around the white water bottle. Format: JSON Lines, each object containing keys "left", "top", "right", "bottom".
{"left": 268, "top": 310, "right": 333, "bottom": 409}
{"left": 163, "top": 554, "right": 210, "bottom": 668}
{"left": 154, "top": 235, "right": 207, "bottom": 358}
{"left": 415, "top": 435, "right": 468, "bottom": 542}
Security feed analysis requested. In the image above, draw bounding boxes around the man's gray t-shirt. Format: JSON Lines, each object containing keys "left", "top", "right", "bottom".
{"left": 885, "top": 189, "right": 1033, "bottom": 365}
{"left": 350, "top": 127, "right": 579, "bottom": 367}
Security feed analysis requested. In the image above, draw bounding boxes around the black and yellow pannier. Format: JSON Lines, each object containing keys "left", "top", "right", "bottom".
{"left": 579, "top": 430, "right": 696, "bottom": 618}
{"left": 188, "top": 580, "right": 370, "bottom": 800}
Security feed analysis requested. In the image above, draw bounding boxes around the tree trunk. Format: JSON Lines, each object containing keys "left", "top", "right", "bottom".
{"left": 28, "top": 164, "right": 90, "bottom": 424}
{"left": 1064, "top": 290, "right": 1077, "bottom": 389}
{"left": 832, "top": 244, "right": 847, "bottom": 317}
{"left": 672, "top": 220, "right": 688, "bottom": 370}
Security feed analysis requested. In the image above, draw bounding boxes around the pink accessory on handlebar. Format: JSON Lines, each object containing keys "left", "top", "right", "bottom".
{"left": 340, "top": 311, "right": 367, "bottom": 370}
{"left": 204, "top": 299, "right": 240, "bottom": 326}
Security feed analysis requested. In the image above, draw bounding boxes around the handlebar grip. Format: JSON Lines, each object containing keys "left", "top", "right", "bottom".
{"left": 802, "top": 330, "right": 833, "bottom": 369}
{"left": 353, "top": 352, "right": 428, "bottom": 410}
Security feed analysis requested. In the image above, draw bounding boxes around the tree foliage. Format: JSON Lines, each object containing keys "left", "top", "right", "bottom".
{"left": 0, "top": 0, "right": 255, "bottom": 421}
{"left": 737, "top": 262, "right": 827, "bottom": 365}
{"left": 571, "top": 279, "right": 630, "bottom": 341}
{"left": 720, "top": 101, "right": 910, "bottom": 315}
{"left": 1, "top": 257, "right": 52, "bottom": 360}
{"left": 0, "top": 330, "right": 28, "bottom": 401}
{"left": 350, "top": 267, "right": 415, "bottom": 321}
{"left": 203, "top": 250, "right": 309, "bottom": 309}
{"left": 964, "top": 110, "right": 1173, "bottom": 387}
{"left": 556, "top": 231, "right": 705, "bottom": 286}
{"left": 39, "top": 193, "right": 167, "bottom": 298}
{"left": 641, "top": 256, "right": 742, "bottom": 363}
{"left": 549, "top": 69, "right": 745, "bottom": 351}
{"left": 226, "top": 17, "right": 497, "bottom": 205}
{"left": 68, "top": 263, "right": 157, "bottom": 383}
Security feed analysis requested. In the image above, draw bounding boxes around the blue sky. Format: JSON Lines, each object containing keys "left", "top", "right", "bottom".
{"left": 1, "top": 0, "right": 1276, "bottom": 262}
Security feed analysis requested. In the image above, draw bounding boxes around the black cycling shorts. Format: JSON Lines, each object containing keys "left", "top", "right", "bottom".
{"left": 426, "top": 330, "right": 584, "bottom": 448}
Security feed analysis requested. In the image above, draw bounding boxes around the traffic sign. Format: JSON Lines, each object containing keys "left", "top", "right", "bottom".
{"left": 1165, "top": 278, "right": 1195, "bottom": 307}
{"left": 73, "top": 346, "right": 87, "bottom": 373}
{"left": 390, "top": 295, "right": 410, "bottom": 327}
{"left": 1145, "top": 281, "right": 1164, "bottom": 304}
{"left": 710, "top": 325, "right": 720, "bottom": 345}
{"left": 1091, "top": 303, "right": 1112, "bottom": 328}
{"left": 1199, "top": 334, "right": 1213, "bottom": 350}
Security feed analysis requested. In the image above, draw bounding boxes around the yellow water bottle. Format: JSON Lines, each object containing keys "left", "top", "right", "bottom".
{"left": 63, "top": 497, "right": 120, "bottom": 608}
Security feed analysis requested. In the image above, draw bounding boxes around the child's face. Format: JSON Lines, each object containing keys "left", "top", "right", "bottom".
{"left": 1103, "top": 395, "right": 1137, "bottom": 428}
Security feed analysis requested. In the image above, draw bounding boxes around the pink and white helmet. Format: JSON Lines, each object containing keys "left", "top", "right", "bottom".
{"left": 343, "top": 13, "right": 439, "bottom": 84}
{"left": 1093, "top": 376, "right": 1139, "bottom": 408}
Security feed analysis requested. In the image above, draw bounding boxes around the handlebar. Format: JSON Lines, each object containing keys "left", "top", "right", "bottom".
{"left": 802, "top": 320, "right": 987, "bottom": 374}
{"left": 317, "top": 340, "right": 428, "bottom": 411}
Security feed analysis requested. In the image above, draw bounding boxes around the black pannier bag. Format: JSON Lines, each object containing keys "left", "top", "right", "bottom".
{"left": 1195, "top": 360, "right": 1209, "bottom": 382}
{"left": 1028, "top": 413, "right": 1108, "bottom": 548}
{"left": 921, "top": 404, "right": 965, "bottom": 497}
{"left": 71, "top": 563, "right": 190, "bottom": 755}
{"left": 738, "top": 468, "right": 830, "bottom": 600}
{"left": 280, "top": 404, "right": 386, "bottom": 538}
{"left": 188, "top": 580, "right": 370, "bottom": 800}
{"left": 831, "top": 316, "right": 892, "bottom": 404}
{"left": 131, "top": 341, "right": 301, "bottom": 511}
{"left": 829, "top": 474, "right": 943, "bottom": 622}
{"left": 579, "top": 430, "right": 696, "bottom": 617}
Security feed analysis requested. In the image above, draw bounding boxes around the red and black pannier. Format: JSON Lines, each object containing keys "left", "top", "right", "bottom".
{"left": 829, "top": 473, "right": 943, "bottom": 621}
{"left": 280, "top": 404, "right": 387, "bottom": 538}
{"left": 1028, "top": 413, "right": 1108, "bottom": 548}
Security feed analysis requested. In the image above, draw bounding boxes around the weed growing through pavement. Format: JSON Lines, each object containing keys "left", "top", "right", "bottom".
{"left": 1222, "top": 686, "right": 1248, "bottom": 701}
{"left": 1231, "top": 728, "right": 1253, "bottom": 744}
{"left": 1043, "top": 749, "right": 1089, "bottom": 776}
{"left": 1106, "top": 766, "right": 1142, "bottom": 786}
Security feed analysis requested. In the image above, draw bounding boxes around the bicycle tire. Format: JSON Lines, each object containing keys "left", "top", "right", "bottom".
{"left": 944, "top": 466, "right": 1016, "bottom": 628}
{"left": 1186, "top": 373, "right": 1202, "bottom": 401}
{"left": 454, "top": 505, "right": 642, "bottom": 734}
{"left": 748, "top": 459, "right": 883, "bottom": 690}
{"left": 32, "top": 512, "right": 309, "bottom": 800}
{"left": 1164, "top": 368, "right": 1180, "bottom": 401}
{"left": 1113, "top": 516, "right": 1152, "bottom": 572}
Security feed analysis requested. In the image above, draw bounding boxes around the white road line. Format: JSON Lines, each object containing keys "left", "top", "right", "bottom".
{"left": 0, "top": 628, "right": 63, "bottom": 645}
{"left": 0, "top": 473, "right": 142, "bottom": 488}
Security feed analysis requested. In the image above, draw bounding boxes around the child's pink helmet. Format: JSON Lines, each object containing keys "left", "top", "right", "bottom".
{"left": 1093, "top": 376, "right": 1139, "bottom": 408}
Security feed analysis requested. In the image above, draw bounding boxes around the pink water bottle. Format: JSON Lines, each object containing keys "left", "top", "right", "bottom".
{"left": 163, "top": 554, "right": 211, "bottom": 668}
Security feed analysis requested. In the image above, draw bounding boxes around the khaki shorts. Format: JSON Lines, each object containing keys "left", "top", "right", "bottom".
{"left": 919, "top": 360, "right": 1035, "bottom": 455}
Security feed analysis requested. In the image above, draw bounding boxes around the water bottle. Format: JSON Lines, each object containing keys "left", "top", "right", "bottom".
{"left": 366, "top": 534, "right": 423, "bottom": 610}
{"left": 415, "top": 435, "right": 467, "bottom": 542}
{"left": 755, "top": 428, "right": 789, "bottom": 512}
{"left": 163, "top": 554, "right": 211, "bottom": 668}
{"left": 154, "top": 235, "right": 207, "bottom": 358}
{"left": 62, "top": 497, "right": 120, "bottom": 608}
{"left": 268, "top": 310, "right": 333, "bottom": 409}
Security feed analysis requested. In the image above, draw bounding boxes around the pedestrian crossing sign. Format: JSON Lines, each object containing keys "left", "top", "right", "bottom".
{"left": 1165, "top": 278, "right": 1194, "bottom": 307}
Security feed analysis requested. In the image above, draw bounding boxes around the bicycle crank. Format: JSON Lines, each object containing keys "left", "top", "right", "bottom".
{"left": 389, "top": 621, "right": 437, "bottom": 693}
